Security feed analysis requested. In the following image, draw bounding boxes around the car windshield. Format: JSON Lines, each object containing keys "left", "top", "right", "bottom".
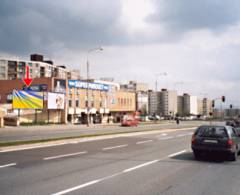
{"left": 196, "top": 126, "right": 228, "bottom": 138}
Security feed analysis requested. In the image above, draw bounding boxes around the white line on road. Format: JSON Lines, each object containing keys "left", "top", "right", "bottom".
{"left": 51, "top": 179, "right": 101, "bottom": 195}
{"left": 168, "top": 150, "right": 187, "bottom": 158}
{"left": 44, "top": 151, "right": 87, "bottom": 160}
{"left": 123, "top": 159, "right": 159, "bottom": 173}
{"left": 102, "top": 144, "right": 128, "bottom": 151}
{"left": 158, "top": 136, "right": 174, "bottom": 140}
{"left": 176, "top": 133, "right": 193, "bottom": 137}
{"left": 51, "top": 149, "right": 187, "bottom": 195}
{"left": 136, "top": 140, "right": 153, "bottom": 144}
{"left": 0, "top": 163, "right": 17, "bottom": 169}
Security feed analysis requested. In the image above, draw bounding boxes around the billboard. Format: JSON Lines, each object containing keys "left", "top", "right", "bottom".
{"left": 12, "top": 90, "right": 44, "bottom": 109}
{"left": 47, "top": 92, "right": 65, "bottom": 109}
{"left": 54, "top": 79, "right": 66, "bottom": 93}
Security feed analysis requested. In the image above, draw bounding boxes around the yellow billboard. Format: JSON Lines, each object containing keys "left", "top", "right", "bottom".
{"left": 12, "top": 90, "right": 44, "bottom": 109}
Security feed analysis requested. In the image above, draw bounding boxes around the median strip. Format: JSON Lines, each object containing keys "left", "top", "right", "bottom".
{"left": 0, "top": 127, "right": 196, "bottom": 153}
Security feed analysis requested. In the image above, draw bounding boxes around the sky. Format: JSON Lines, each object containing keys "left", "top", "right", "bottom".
{"left": 0, "top": 0, "right": 240, "bottom": 107}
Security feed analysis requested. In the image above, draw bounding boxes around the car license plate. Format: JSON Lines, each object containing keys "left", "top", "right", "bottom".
{"left": 204, "top": 139, "right": 218, "bottom": 143}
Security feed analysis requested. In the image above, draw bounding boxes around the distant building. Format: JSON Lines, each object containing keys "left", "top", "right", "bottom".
{"left": 177, "top": 96, "right": 184, "bottom": 116}
{"left": 148, "top": 91, "right": 161, "bottom": 115}
{"left": 120, "top": 80, "right": 148, "bottom": 92}
{"left": 159, "top": 89, "right": 177, "bottom": 116}
{"left": 197, "top": 99, "right": 203, "bottom": 115}
{"left": 182, "top": 94, "right": 198, "bottom": 115}
{"left": 0, "top": 54, "right": 80, "bottom": 80}
{"left": 203, "top": 98, "right": 213, "bottom": 116}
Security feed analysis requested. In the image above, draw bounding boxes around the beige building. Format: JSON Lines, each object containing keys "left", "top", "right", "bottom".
{"left": 160, "top": 89, "right": 178, "bottom": 116}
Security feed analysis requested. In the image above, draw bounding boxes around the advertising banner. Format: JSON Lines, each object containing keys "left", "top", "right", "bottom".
{"left": 12, "top": 90, "right": 44, "bottom": 109}
{"left": 47, "top": 92, "right": 65, "bottom": 109}
{"left": 68, "top": 80, "right": 109, "bottom": 91}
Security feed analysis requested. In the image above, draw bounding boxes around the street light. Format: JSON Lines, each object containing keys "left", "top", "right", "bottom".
{"left": 86, "top": 47, "right": 103, "bottom": 126}
{"left": 155, "top": 72, "right": 167, "bottom": 91}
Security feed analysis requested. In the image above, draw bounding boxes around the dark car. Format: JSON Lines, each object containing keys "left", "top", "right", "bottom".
{"left": 191, "top": 125, "right": 240, "bottom": 161}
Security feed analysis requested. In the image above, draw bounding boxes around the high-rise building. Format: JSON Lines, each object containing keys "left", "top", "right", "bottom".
{"left": 148, "top": 91, "right": 161, "bottom": 115}
{"left": 182, "top": 93, "right": 198, "bottom": 115}
{"left": 159, "top": 89, "right": 177, "bottom": 116}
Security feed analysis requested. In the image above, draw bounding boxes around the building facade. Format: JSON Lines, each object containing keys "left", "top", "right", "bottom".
{"left": 159, "top": 89, "right": 177, "bottom": 116}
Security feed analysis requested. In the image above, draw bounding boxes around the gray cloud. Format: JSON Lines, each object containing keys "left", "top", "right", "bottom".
{"left": 0, "top": 0, "right": 125, "bottom": 56}
{"left": 149, "top": 0, "right": 240, "bottom": 32}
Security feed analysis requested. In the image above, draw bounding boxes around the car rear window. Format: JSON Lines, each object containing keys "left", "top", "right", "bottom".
{"left": 196, "top": 126, "right": 228, "bottom": 138}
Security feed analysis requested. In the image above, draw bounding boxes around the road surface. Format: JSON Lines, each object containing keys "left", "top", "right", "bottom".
{"left": 1, "top": 126, "right": 239, "bottom": 195}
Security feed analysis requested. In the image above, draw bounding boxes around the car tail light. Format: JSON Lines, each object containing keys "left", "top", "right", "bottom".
{"left": 227, "top": 139, "right": 233, "bottom": 147}
{"left": 191, "top": 135, "right": 196, "bottom": 145}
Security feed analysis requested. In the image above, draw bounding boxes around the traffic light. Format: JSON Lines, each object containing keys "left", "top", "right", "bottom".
{"left": 230, "top": 104, "right": 233, "bottom": 109}
{"left": 221, "top": 96, "right": 225, "bottom": 102}
{"left": 212, "top": 100, "right": 215, "bottom": 108}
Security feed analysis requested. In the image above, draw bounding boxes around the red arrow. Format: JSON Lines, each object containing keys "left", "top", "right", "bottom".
{"left": 22, "top": 65, "right": 33, "bottom": 87}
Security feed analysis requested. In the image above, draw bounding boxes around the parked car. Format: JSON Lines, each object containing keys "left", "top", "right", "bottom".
{"left": 121, "top": 118, "right": 139, "bottom": 127}
{"left": 191, "top": 125, "right": 240, "bottom": 161}
{"left": 147, "top": 115, "right": 160, "bottom": 121}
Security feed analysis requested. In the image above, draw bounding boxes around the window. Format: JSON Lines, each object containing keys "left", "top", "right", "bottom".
{"left": 69, "top": 100, "right": 72, "bottom": 107}
{"left": 76, "top": 100, "right": 79, "bottom": 107}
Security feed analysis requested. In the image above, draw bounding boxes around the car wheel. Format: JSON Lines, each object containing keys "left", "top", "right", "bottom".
{"left": 230, "top": 150, "right": 238, "bottom": 161}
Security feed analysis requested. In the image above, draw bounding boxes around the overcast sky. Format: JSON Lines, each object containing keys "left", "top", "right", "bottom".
{"left": 1, "top": 0, "right": 240, "bottom": 106}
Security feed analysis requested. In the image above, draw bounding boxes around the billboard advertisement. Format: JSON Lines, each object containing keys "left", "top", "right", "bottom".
{"left": 47, "top": 92, "right": 65, "bottom": 109}
{"left": 54, "top": 79, "right": 66, "bottom": 93}
{"left": 12, "top": 90, "right": 44, "bottom": 109}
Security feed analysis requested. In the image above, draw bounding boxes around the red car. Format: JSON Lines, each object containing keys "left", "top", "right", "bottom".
{"left": 121, "top": 118, "right": 139, "bottom": 127}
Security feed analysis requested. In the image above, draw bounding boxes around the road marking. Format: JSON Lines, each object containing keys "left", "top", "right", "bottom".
{"left": 51, "top": 149, "right": 187, "bottom": 195}
{"left": 158, "top": 136, "right": 174, "bottom": 140}
{"left": 51, "top": 179, "right": 101, "bottom": 195}
{"left": 176, "top": 133, "right": 193, "bottom": 137}
{"left": 102, "top": 144, "right": 128, "bottom": 151}
{"left": 44, "top": 151, "right": 87, "bottom": 160}
{"left": 123, "top": 159, "right": 159, "bottom": 173}
{"left": 168, "top": 150, "right": 187, "bottom": 158}
{"left": 0, "top": 163, "right": 17, "bottom": 169}
{"left": 136, "top": 140, "right": 153, "bottom": 144}
{"left": 161, "top": 133, "right": 167, "bottom": 136}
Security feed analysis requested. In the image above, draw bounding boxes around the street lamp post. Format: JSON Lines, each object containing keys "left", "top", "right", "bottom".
{"left": 86, "top": 47, "right": 103, "bottom": 126}
{"left": 155, "top": 72, "right": 167, "bottom": 91}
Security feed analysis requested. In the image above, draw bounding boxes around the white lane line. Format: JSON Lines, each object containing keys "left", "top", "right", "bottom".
{"left": 44, "top": 151, "right": 87, "bottom": 160}
{"left": 161, "top": 133, "right": 168, "bottom": 136}
{"left": 51, "top": 149, "right": 187, "bottom": 195}
{"left": 136, "top": 140, "right": 153, "bottom": 145}
{"left": 176, "top": 133, "right": 193, "bottom": 137}
{"left": 168, "top": 150, "right": 187, "bottom": 158}
{"left": 123, "top": 159, "right": 159, "bottom": 173}
{"left": 51, "top": 179, "right": 101, "bottom": 195}
{"left": 102, "top": 144, "right": 128, "bottom": 151}
{"left": 158, "top": 136, "right": 174, "bottom": 140}
{"left": 0, "top": 163, "right": 17, "bottom": 169}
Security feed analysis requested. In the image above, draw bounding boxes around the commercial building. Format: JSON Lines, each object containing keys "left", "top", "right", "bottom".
{"left": 0, "top": 54, "right": 136, "bottom": 125}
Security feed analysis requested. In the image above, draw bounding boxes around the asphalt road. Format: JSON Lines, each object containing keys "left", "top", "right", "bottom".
{"left": 0, "top": 121, "right": 211, "bottom": 142}
{"left": 1, "top": 126, "right": 240, "bottom": 195}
